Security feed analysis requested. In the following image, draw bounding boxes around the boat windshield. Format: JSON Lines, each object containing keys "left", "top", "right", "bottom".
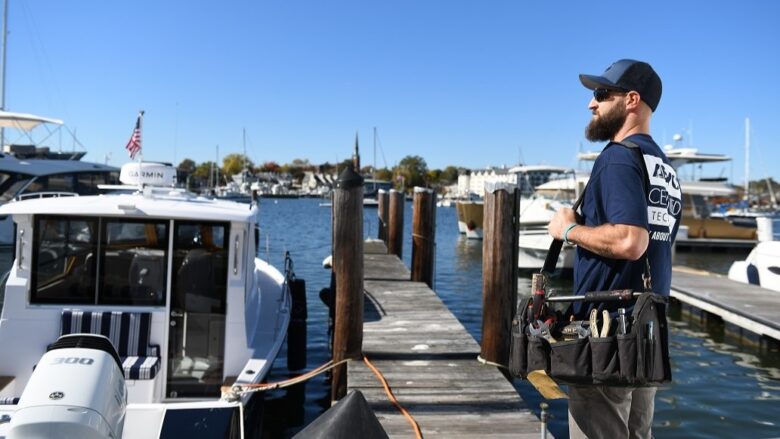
{"left": 0, "top": 172, "right": 33, "bottom": 201}
{"left": 0, "top": 171, "right": 120, "bottom": 201}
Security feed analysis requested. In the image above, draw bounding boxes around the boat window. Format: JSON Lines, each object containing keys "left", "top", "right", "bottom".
{"left": 76, "top": 172, "right": 120, "bottom": 195}
{"left": 99, "top": 219, "right": 169, "bottom": 306}
{"left": 31, "top": 216, "right": 98, "bottom": 304}
{"left": 0, "top": 174, "right": 33, "bottom": 201}
{"left": 41, "top": 174, "right": 76, "bottom": 193}
{"left": 686, "top": 194, "right": 711, "bottom": 218}
{"left": 171, "top": 222, "right": 228, "bottom": 314}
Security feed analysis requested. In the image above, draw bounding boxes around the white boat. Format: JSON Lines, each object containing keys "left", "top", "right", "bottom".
{"left": 517, "top": 229, "right": 576, "bottom": 272}
{"left": 0, "top": 162, "right": 291, "bottom": 438}
{"left": 581, "top": 144, "right": 763, "bottom": 244}
{"left": 516, "top": 171, "right": 586, "bottom": 272}
{"left": 455, "top": 198, "right": 483, "bottom": 239}
{"left": 728, "top": 241, "right": 780, "bottom": 292}
{"left": 0, "top": 111, "right": 120, "bottom": 246}
{"left": 456, "top": 165, "right": 572, "bottom": 240}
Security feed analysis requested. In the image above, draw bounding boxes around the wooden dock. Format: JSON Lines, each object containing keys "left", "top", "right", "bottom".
{"left": 675, "top": 237, "right": 756, "bottom": 250}
{"left": 671, "top": 266, "right": 780, "bottom": 343}
{"left": 348, "top": 240, "right": 545, "bottom": 438}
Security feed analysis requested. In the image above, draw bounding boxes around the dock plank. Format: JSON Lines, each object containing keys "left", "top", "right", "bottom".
{"left": 348, "top": 241, "right": 546, "bottom": 438}
{"left": 671, "top": 268, "right": 780, "bottom": 340}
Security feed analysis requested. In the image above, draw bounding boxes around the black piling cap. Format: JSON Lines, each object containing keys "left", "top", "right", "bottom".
{"left": 336, "top": 165, "right": 364, "bottom": 190}
{"left": 292, "top": 390, "right": 389, "bottom": 439}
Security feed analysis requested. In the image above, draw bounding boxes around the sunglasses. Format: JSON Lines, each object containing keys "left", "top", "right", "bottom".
{"left": 593, "top": 88, "right": 628, "bottom": 102}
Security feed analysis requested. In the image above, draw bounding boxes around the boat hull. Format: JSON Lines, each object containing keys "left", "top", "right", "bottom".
{"left": 456, "top": 201, "right": 483, "bottom": 240}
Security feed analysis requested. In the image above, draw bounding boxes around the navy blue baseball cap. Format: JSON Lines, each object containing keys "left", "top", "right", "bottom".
{"left": 580, "top": 59, "right": 662, "bottom": 112}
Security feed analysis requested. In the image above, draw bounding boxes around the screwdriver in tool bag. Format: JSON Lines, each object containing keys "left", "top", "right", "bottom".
{"left": 617, "top": 308, "right": 628, "bottom": 335}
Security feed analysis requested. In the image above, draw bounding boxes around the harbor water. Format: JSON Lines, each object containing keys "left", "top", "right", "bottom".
{"left": 257, "top": 198, "right": 780, "bottom": 438}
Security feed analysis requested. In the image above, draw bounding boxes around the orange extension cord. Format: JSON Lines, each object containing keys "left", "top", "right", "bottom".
{"left": 363, "top": 355, "right": 424, "bottom": 439}
{"left": 221, "top": 356, "right": 423, "bottom": 438}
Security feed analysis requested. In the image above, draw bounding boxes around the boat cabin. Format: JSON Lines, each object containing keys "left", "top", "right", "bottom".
{"left": 0, "top": 163, "right": 286, "bottom": 406}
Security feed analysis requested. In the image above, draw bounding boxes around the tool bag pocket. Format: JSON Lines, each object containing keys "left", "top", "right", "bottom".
{"left": 616, "top": 334, "right": 638, "bottom": 383}
{"left": 508, "top": 297, "right": 532, "bottom": 378}
{"left": 526, "top": 335, "right": 551, "bottom": 374}
{"left": 590, "top": 336, "right": 619, "bottom": 383}
{"left": 550, "top": 337, "right": 591, "bottom": 382}
{"left": 632, "top": 293, "right": 672, "bottom": 385}
{"left": 508, "top": 322, "right": 528, "bottom": 378}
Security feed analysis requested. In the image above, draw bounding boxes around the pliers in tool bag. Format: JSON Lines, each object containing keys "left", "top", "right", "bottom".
{"left": 589, "top": 309, "right": 611, "bottom": 338}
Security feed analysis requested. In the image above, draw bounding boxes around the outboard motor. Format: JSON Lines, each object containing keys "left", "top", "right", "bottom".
{"left": 8, "top": 334, "right": 127, "bottom": 439}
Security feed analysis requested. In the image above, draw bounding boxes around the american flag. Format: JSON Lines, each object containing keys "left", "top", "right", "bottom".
{"left": 125, "top": 111, "right": 144, "bottom": 159}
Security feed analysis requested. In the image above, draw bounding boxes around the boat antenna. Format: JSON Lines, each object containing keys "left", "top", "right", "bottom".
{"left": 744, "top": 117, "right": 750, "bottom": 203}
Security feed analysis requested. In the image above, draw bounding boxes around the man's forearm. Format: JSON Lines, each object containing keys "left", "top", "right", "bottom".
{"left": 565, "top": 223, "right": 649, "bottom": 260}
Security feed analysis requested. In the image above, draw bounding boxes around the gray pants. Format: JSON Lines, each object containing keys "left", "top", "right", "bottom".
{"left": 568, "top": 385, "right": 656, "bottom": 439}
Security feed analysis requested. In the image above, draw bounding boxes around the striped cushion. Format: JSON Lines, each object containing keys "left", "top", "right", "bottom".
{"left": 60, "top": 310, "right": 160, "bottom": 380}
{"left": 60, "top": 310, "right": 153, "bottom": 357}
{"left": 0, "top": 396, "right": 19, "bottom": 405}
{"left": 122, "top": 356, "right": 161, "bottom": 380}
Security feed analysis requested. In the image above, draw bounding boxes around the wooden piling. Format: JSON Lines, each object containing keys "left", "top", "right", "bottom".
{"left": 331, "top": 166, "right": 365, "bottom": 403}
{"left": 411, "top": 187, "right": 436, "bottom": 287}
{"left": 377, "top": 189, "right": 389, "bottom": 243}
{"left": 480, "top": 182, "right": 520, "bottom": 367}
{"left": 387, "top": 189, "right": 404, "bottom": 258}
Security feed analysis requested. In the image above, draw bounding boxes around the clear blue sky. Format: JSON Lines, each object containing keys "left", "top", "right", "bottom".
{"left": 6, "top": 0, "right": 780, "bottom": 184}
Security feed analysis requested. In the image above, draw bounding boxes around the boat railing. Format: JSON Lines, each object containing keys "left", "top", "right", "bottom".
{"left": 17, "top": 191, "right": 79, "bottom": 200}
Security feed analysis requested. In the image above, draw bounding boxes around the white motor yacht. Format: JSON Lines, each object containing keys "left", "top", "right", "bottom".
{"left": 516, "top": 172, "right": 587, "bottom": 272}
{"left": 0, "top": 162, "right": 291, "bottom": 438}
{"left": 0, "top": 111, "right": 120, "bottom": 246}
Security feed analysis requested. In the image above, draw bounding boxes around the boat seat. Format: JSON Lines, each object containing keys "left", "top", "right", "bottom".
{"left": 59, "top": 310, "right": 160, "bottom": 380}
{"left": 0, "top": 397, "right": 19, "bottom": 405}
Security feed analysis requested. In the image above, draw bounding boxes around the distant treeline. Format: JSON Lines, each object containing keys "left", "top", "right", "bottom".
{"left": 175, "top": 153, "right": 463, "bottom": 192}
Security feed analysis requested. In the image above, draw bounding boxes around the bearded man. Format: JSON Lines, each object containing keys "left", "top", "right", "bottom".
{"left": 547, "top": 59, "right": 682, "bottom": 438}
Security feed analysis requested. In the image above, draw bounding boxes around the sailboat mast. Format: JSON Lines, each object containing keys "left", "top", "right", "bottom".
{"left": 373, "top": 127, "right": 377, "bottom": 191}
{"left": 0, "top": 0, "right": 8, "bottom": 150}
{"left": 744, "top": 117, "right": 750, "bottom": 202}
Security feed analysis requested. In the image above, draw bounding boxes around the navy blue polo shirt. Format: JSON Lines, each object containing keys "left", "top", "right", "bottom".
{"left": 574, "top": 134, "right": 682, "bottom": 299}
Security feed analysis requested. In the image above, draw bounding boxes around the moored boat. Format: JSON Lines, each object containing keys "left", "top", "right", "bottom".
{"left": 0, "top": 162, "right": 291, "bottom": 438}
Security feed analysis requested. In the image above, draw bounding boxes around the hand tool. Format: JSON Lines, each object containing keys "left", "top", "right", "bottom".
{"left": 600, "top": 309, "right": 611, "bottom": 337}
{"left": 560, "top": 321, "right": 590, "bottom": 340}
{"left": 528, "top": 319, "right": 557, "bottom": 343}
{"left": 589, "top": 309, "right": 600, "bottom": 338}
{"left": 617, "top": 308, "right": 627, "bottom": 335}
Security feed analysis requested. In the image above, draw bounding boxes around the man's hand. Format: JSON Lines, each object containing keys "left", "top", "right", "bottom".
{"left": 548, "top": 207, "right": 578, "bottom": 241}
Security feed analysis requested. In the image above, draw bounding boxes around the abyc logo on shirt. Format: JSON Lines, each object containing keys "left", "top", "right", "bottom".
{"left": 652, "top": 163, "right": 680, "bottom": 190}
{"left": 643, "top": 155, "right": 682, "bottom": 235}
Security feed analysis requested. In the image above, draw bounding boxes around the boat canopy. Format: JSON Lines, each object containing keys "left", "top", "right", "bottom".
{"left": 0, "top": 191, "right": 259, "bottom": 223}
{"left": 0, "top": 157, "right": 118, "bottom": 176}
{"left": 578, "top": 147, "right": 731, "bottom": 169}
{"left": 0, "top": 111, "right": 64, "bottom": 131}
{"left": 679, "top": 180, "right": 739, "bottom": 197}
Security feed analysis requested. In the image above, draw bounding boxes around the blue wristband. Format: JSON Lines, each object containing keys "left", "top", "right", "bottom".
{"left": 563, "top": 223, "right": 578, "bottom": 245}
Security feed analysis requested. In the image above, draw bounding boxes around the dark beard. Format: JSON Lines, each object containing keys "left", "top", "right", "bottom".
{"left": 585, "top": 103, "right": 627, "bottom": 142}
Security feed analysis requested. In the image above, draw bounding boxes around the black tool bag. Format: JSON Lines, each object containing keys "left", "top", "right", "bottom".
{"left": 509, "top": 288, "right": 672, "bottom": 386}
{"left": 508, "top": 141, "right": 672, "bottom": 387}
